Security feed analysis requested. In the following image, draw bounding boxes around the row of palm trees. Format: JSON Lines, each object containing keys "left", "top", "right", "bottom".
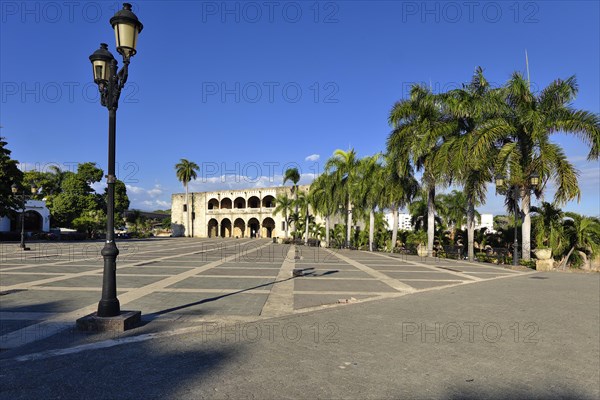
{"left": 278, "top": 67, "right": 598, "bottom": 262}
{"left": 387, "top": 67, "right": 598, "bottom": 261}
{"left": 174, "top": 67, "right": 598, "bottom": 261}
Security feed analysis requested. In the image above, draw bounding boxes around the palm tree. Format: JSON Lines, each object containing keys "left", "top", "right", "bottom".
{"left": 436, "top": 67, "right": 502, "bottom": 261}
{"left": 175, "top": 159, "right": 199, "bottom": 237}
{"left": 283, "top": 167, "right": 301, "bottom": 236}
{"left": 559, "top": 213, "right": 600, "bottom": 269}
{"left": 324, "top": 149, "right": 360, "bottom": 248}
{"left": 309, "top": 173, "right": 338, "bottom": 247}
{"left": 356, "top": 154, "right": 384, "bottom": 251}
{"left": 388, "top": 85, "right": 455, "bottom": 256}
{"left": 381, "top": 154, "right": 419, "bottom": 252}
{"left": 295, "top": 190, "right": 311, "bottom": 245}
{"left": 491, "top": 73, "right": 600, "bottom": 260}
{"left": 273, "top": 194, "right": 294, "bottom": 238}
{"left": 531, "top": 202, "right": 565, "bottom": 251}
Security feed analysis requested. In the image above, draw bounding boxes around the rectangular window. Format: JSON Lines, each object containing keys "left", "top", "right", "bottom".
{"left": 183, "top": 204, "right": 187, "bottom": 212}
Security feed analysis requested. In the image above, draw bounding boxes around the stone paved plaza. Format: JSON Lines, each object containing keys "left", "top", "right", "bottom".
{"left": 1, "top": 237, "right": 531, "bottom": 349}
{"left": 0, "top": 238, "right": 598, "bottom": 399}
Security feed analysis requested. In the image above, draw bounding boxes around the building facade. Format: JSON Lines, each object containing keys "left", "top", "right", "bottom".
{"left": 171, "top": 186, "right": 310, "bottom": 238}
{"left": 383, "top": 212, "right": 413, "bottom": 231}
{"left": 0, "top": 200, "right": 51, "bottom": 233}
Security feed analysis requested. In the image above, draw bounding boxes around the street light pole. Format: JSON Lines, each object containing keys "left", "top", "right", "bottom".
{"left": 11, "top": 183, "right": 37, "bottom": 251}
{"left": 87, "top": 3, "right": 143, "bottom": 320}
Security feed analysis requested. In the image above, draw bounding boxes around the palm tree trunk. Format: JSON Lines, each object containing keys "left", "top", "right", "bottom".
{"left": 560, "top": 246, "right": 575, "bottom": 270}
{"left": 294, "top": 188, "right": 299, "bottom": 238}
{"left": 467, "top": 199, "right": 475, "bottom": 262}
{"left": 185, "top": 183, "right": 190, "bottom": 237}
{"left": 325, "top": 215, "right": 330, "bottom": 248}
{"left": 346, "top": 199, "right": 352, "bottom": 248}
{"left": 522, "top": 192, "right": 531, "bottom": 260}
{"left": 391, "top": 206, "right": 399, "bottom": 253}
{"left": 284, "top": 210, "right": 288, "bottom": 238}
{"left": 368, "top": 209, "right": 375, "bottom": 252}
{"left": 427, "top": 185, "right": 435, "bottom": 257}
{"left": 304, "top": 207, "right": 309, "bottom": 245}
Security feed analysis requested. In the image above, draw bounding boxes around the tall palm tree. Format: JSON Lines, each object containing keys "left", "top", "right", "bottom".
{"left": 436, "top": 67, "right": 502, "bottom": 261}
{"left": 283, "top": 167, "right": 301, "bottom": 236}
{"left": 388, "top": 85, "right": 455, "bottom": 256}
{"left": 175, "top": 159, "right": 199, "bottom": 237}
{"left": 490, "top": 73, "right": 600, "bottom": 260}
{"left": 381, "top": 154, "right": 419, "bottom": 252}
{"left": 309, "top": 173, "right": 338, "bottom": 247}
{"left": 273, "top": 194, "right": 294, "bottom": 238}
{"left": 295, "top": 190, "right": 311, "bottom": 245}
{"left": 356, "top": 154, "right": 384, "bottom": 251}
{"left": 324, "top": 149, "right": 360, "bottom": 247}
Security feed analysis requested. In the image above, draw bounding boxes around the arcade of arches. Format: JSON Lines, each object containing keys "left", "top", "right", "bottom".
{"left": 207, "top": 217, "right": 276, "bottom": 238}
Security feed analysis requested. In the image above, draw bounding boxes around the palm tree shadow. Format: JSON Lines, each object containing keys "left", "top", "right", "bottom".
{"left": 145, "top": 270, "right": 339, "bottom": 319}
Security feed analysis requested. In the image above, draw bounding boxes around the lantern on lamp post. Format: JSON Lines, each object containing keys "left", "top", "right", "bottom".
{"left": 80, "top": 3, "right": 143, "bottom": 327}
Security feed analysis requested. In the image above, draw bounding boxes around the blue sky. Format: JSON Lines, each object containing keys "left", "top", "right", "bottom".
{"left": 1, "top": 1, "right": 599, "bottom": 216}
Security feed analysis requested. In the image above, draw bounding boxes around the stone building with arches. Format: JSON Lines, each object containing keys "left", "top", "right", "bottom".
{"left": 171, "top": 185, "right": 312, "bottom": 238}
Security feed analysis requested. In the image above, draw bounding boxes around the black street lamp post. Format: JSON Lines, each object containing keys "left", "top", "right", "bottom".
{"left": 88, "top": 3, "right": 143, "bottom": 319}
{"left": 495, "top": 172, "right": 540, "bottom": 266}
{"left": 11, "top": 183, "right": 37, "bottom": 251}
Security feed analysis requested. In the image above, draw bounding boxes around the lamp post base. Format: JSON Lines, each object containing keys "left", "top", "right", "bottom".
{"left": 76, "top": 310, "right": 141, "bottom": 332}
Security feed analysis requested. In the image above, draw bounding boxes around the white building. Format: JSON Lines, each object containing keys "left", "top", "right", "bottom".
{"left": 0, "top": 200, "right": 51, "bottom": 233}
{"left": 383, "top": 212, "right": 413, "bottom": 231}
{"left": 475, "top": 213, "right": 494, "bottom": 232}
{"left": 171, "top": 185, "right": 351, "bottom": 238}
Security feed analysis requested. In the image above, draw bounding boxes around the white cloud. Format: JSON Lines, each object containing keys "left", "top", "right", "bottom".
{"left": 305, "top": 154, "right": 320, "bottom": 162}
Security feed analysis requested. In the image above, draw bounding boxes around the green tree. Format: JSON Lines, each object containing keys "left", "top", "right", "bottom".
{"left": 50, "top": 164, "right": 104, "bottom": 227}
{"left": 559, "top": 213, "right": 600, "bottom": 269}
{"left": 283, "top": 167, "right": 301, "bottom": 234}
{"left": 531, "top": 202, "right": 564, "bottom": 251}
{"left": 105, "top": 179, "right": 130, "bottom": 217}
{"left": 381, "top": 153, "right": 419, "bottom": 253}
{"left": 309, "top": 172, "right": 338, "bottom": 247}
{"left": 436, "top": 67, "right": 502, "bottom": 261}
{"left": 73, "top": 210, "right": 106, "bottom": 238}
{"left": 175, "top": 159, "right": 199, "bottom": 237}
{"left": 0, "top": 137, "right": 24, "bottom": 217}
{"left": 273, "top": 194, "right": 294, "bottom": 238}
{"left": 356, "top": 154, "right": 384, "bottom": 251}
{"left": 324, "top": 149, "right": 361, "bottom": 247}
{"left": 388, "top": 85, "right": 454, "bottom": 257}
{"left": 492, "top": 73, "right": 600, "bottom": 260}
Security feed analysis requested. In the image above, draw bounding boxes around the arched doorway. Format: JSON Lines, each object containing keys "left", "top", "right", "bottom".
{"left": 262, "top": 195, "right": 275, "bottom": 208}
{"left": 248, "top": 218, "right": 260, "bottom": 238}
{"left": 207, "top": 218, "right": 218, "bottom": 237}
{"left": 234, "top": 197, "right": 246, "bottom": 209}
{"left": 248, "top": 196, "right": 260, "bottom": 209}
{"left": 208, "top": 198, "right": 219, "bottom": 210}
{"left": 262, "top": 217, "right": 275, "bottom": 238}
{"left": 233, "top": 218, "right": 245, "bottom": 238}
{"left": 16, "top": 211, "right": 43, "bottom": 232}
{"left": 220, "top": 198, "right": 232, "bottom": 210}
{"left": 220, "top": 218, "right": 232, "bottom": 237}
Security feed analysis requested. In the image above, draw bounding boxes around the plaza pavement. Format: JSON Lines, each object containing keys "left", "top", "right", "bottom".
{"left": 0, "top": 238, "right": 598, "bottom": 399}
